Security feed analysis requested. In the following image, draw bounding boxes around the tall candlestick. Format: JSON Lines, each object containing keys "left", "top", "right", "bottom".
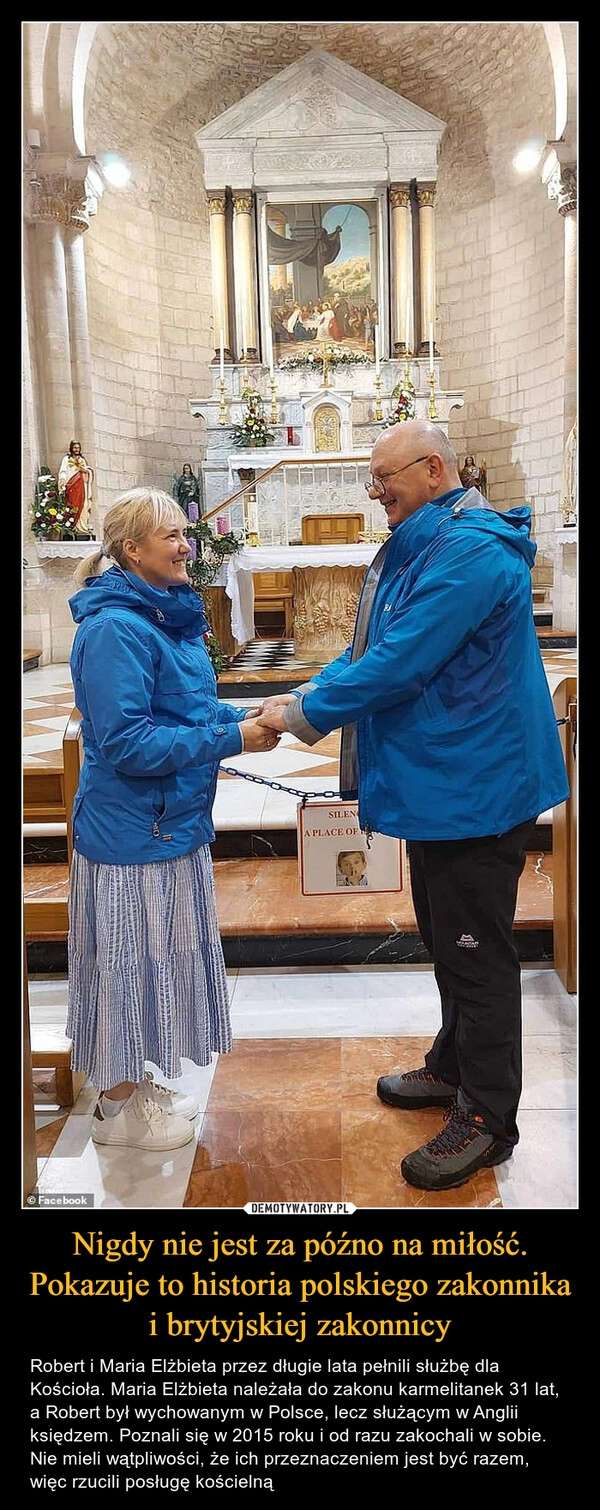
{"left": 219, "top": 328, "right": 224, "bottom": 381}
{"left": 429, "top": 323, "right": 434, "bottom": 371}
{"left": 405, "top": 297, "right": 411, "bottom": 352}
{"left": 374, "top": 324, "right": 380, "bottom": 375}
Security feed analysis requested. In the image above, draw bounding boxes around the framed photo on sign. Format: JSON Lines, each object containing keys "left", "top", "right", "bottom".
{"left": 297, "top": 800, "right": 404, "bottom": 897}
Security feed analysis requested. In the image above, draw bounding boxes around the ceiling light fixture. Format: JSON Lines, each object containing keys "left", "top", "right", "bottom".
{"left": 96, "top": 152, "right": 131, "bottom": 188}
{"left": 512, "top": 137, "right": 546, "bottom": 175}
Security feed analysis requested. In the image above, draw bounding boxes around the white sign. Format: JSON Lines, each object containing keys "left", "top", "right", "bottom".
{"left": 297, "top": 799, "right": 404, "bottom": 897}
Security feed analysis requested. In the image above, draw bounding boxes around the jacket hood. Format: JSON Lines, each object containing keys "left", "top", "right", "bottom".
{"left": 69, "top": 563, "right": 210, "bottom": 636}
{"left": 386, "top": 491, "right": 536, "bottom": 572}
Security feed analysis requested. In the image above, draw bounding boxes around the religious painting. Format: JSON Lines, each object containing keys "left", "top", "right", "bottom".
{"left": 266, "top": 199, "right": 379, "bottom": 366}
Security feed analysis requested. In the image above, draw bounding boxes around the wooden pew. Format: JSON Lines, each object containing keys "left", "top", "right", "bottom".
{"left": 23, "top": 709, "right": 83, "bottom": 1105}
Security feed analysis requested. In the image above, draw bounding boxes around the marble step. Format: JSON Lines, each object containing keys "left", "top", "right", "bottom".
{"left": 24, "top": 851, "right": 554, "bottom": 971}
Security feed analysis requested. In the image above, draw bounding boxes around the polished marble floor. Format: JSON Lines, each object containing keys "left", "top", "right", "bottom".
{"left": 24, "top": 655, "right": 578, "bottom": 1211}
{"left": 29, "top": 965, "right": 577, "bottom": 1211}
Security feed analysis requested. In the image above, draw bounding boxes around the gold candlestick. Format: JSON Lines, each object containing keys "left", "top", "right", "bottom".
{"left": 218, "top": 378, "right": 228, "bottom": 426}
{"left": 428, "top": 369, "right": 438, "bottom": 420}
{"left": 269, "top": 376, "right": 278, "bottom": 425}
{"left": 374, "top": 372, "right": 383, "bottom": 422}
{"left": 403, "top": 358, "right": 412, "bottom": 388}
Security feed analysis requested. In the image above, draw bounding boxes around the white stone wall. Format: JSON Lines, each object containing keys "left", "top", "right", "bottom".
{"left": 82, "top": 196, "right": 212, "bottom": 519}
{"left": 439, "top": 162, "right": 571, "bottom": 626}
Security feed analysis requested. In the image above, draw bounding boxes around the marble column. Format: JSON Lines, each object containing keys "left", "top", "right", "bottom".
{"left": 233, "top": 192, "right": 258, "bottom": 360}
{"left": 31, "top": 219, "right": 74, "bottom": 465}
{"left": 207, "top": 191, "right": 232, "bottom": 363}
{"left": 544, "top": 160, "right": 577, "bottom": 442}
{"left": 543, "top": 156, "right": 577, "bottom": 633}
{"left": 64, "top": 226, "right": 97, "bottom": 532}
{"left": 389, "top": 184, "right": 413, "bottom": 357}
{"left": 26, "top": 162, "right": 102, "bottom": 477}
{"left": 416, "top": 182, "right": 437, "bottom": 357}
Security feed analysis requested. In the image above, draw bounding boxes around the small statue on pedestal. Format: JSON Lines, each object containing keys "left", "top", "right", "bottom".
{"left": 460, "top": 454, "right": 487, "bottom": 498}
{"left": 58, "top": 439, "right": 94, "bottom": 537}
{"left": 174, "top": 463, "right": 200, "bottom": 520}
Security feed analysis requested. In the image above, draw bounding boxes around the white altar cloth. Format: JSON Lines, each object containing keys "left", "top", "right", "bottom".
{"left": 221, "top": 543, "right": 381, "bottom": 644}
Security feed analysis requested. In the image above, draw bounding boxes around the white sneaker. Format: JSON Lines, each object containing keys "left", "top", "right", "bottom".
{"left": 91, "top": 1091, "right": 195, "bottom": 1151}
{"left": 141, "top": 1071, "right": 199, "bottom": 1121}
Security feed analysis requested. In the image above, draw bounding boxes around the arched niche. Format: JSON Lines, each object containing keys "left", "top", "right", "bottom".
{"left": 301, "top": 389, "right": 353, "bottom": 453}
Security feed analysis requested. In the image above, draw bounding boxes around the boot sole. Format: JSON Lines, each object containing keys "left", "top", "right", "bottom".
{"left": 92, "top": 1128, "right": 194, "bottom": 1151}
{"left": 400, "top": 1141, "right": 513, "bottom": 1191}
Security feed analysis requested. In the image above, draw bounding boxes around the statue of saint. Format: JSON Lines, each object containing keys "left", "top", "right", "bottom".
{"left": 174, "top": 464, "right": 200, "bottom": 519}
{"left": 57, "top": 440, "right": 94, "bottom": 535}
{"left": 460, "top": 454, "right": 487, "bottom": 498}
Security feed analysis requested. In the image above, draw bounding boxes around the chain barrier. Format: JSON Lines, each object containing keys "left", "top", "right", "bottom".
{"left": 219, "top": 765, "right": 338, "bottom": 805}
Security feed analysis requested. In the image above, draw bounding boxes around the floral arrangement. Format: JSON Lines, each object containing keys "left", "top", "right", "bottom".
{"left": 382, "top": 379, "right": 416, "bottom": 426}
{"left": 30, "top": 467, "right": 79, "bottom": 537}
{"left": 279, "top": 343, "right": 371, "bottom": 372}
{"left": 185, "top": 519, "right": 243, "bottom": 674}
{"left": 231, "top": 390, "right": 275, "bottom": 448}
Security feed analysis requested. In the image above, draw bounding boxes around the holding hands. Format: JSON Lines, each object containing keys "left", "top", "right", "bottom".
{"left": 240, "top": 717, "right": 281, "bottom": 753}
{"left": 245, "top": 693, "right": 295, "bottom": 736}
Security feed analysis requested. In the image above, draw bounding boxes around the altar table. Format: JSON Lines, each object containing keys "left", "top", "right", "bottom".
{"left": 222, "top": 543, "right": 382, "bottom": 661}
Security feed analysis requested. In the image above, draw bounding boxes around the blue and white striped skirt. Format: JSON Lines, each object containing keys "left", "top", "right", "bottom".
{"left": 66, "top": 846, "right": 232, "bottom": 1090}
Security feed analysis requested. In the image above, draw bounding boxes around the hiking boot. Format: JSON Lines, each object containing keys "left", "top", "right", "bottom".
{"left": 140, "top": 1071, "right": 199, "bottom": 1121}
{"left": 91, "top": 1091, "right": 195, "bottom": 1152}
{"left": 377, "top": 1066, "right": 457, "bottom": 1109}
{"left": 400, "top": 1105, "right": 513, "bottom": 1191}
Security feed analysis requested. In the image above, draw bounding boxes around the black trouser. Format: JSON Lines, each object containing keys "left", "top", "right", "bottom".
{"left": 407, "top": 818, "right": 538, "bottom": 1146}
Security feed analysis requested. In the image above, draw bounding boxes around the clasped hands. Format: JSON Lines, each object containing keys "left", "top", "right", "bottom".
{"left": 240, "top": 694, "right": 295, "bottom": 753}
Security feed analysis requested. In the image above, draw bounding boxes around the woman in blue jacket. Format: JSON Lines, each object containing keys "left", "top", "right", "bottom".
{"left": 66, "top": 488, "right": 279, "bottom": 1154}
{"left": 256, "top": 421, "right": 570, "bottom": 1194}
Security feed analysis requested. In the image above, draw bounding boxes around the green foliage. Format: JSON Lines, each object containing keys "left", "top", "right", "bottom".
{"left": 230, "top": 391, "right": 274, "bottom": 448}
{"left": 30, "top": 467, "right": 79, "bottom": 537}
{"left": 185, "top": 519, "right": 243, "bottom": 675}
{"left": 202, "top": 631, "right": 230, "bottom": 677}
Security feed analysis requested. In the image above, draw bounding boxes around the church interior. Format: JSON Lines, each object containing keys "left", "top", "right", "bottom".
{"left": 22, "top": 22, "right": 577, "bottom": 1211}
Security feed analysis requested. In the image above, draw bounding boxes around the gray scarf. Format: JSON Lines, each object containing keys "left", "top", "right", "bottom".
{"left": 338, "top": 534, "right": 393, "bottom": 795}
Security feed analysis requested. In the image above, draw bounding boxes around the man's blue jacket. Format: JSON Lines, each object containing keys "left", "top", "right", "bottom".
{"left": 286, "top": 492, "right": 570, "bottom": 841}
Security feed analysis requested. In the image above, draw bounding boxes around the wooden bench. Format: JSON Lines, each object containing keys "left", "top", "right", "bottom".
{"left": 23, "top": 646, "right": 42, "bottom": 672}
{"left": 24, "top": 708, "right": 83, "bottom": 1105}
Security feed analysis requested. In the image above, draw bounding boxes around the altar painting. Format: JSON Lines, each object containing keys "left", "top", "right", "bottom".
{"left": 267, "top": 200, "right": 378, "bottom": 364}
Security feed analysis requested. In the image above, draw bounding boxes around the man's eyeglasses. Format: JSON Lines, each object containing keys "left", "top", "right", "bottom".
{"left": 364, "top": 455, "right": 431, "bottom": 496}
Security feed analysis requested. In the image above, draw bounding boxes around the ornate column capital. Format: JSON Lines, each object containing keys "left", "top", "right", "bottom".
{"left": 389, "top": 183, "right": 411, "bottom": 210}
{"left": 206, "top": 191, "right": 227, "bottom": 215}
{"left": 232, "top": 192, "right": 253, "bottom": 216}
{"left": 25, "top": 153, "right": 103, "bottom": 230}
{"left": 416, "top": 183, "right": 437, "bottom": 210}
{"left": 544, "top": 159, "right": 577, "bottom": 217}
